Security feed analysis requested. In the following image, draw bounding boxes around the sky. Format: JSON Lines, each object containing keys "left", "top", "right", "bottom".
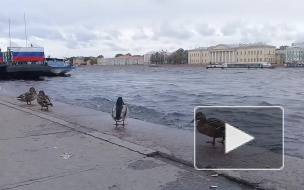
{"left": 0, "top": 0, "right": 303, "bottom": 58}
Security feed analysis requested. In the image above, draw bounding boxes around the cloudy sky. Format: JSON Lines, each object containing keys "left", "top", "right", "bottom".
{"left": 0, "top": 0, "right": 303, "bottom": 58}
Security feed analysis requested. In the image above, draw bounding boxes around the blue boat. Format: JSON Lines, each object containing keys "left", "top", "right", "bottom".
{"left": 45, "top": 57, "right": 75, "bottom": 75}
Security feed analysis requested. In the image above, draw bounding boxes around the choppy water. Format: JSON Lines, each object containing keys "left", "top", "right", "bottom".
{"left": 0, "top": 65, "right": 303, "bottom": 159}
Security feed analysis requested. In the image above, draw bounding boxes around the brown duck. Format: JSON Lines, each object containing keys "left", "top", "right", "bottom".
{"left": 16, "top": 87, "right": 37, "bottom": 105}
{"left": 37, "top": 90, "right": 53, "bottom": 110}
{"left": 194, "top": 112, "right": 225, "bottom": 144}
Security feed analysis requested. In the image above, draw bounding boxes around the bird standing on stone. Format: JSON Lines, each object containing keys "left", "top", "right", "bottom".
{"left": 16, "top": 87, "right": 37, "bottom": 105}
{"left": 193, "top": 112, "right": 225, "bottom": 144}
{"left": 111, "top": 97, "right": 129, "bottom": 127}
{"left": 37, "top": 90, "right": 53, "bottom": 110}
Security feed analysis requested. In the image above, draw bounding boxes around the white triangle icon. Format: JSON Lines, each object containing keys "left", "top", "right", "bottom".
{"left": 225, "top": 123, "right": 255, "bottom": 154}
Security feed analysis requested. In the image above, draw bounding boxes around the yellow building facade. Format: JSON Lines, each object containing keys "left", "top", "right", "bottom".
{"left": 188, "top": 43, "right": 276, "bottom": 65}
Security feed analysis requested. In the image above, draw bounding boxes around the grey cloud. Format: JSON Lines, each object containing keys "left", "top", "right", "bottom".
{"left": 65, "top": 40, "right": 81, "bottom": 49}
{"left": 132, "top": 29, "right": 149, "bottom": 40}
{"left": 74, "top": 32, "right": 98, "bottom": 42}
{"left": 28, "top": 28, "right": 64, "bottom": 41}
{"left": 105, "top": 42, "right": 128, "bottom": 51}
{"left": 63, "top": 30, "right": 98, "bottom": 49}
{"left": 240, "top": 27, "right": 273, "bottom": 43}
{"left": 155, "top": 22, "right": 193, "bottom": 40}
{"left": 293, "top": 32, "right": 304, "bottom": 42}
{"left": 237, "top": 23, "right": 303, "bottom": 45}
{"left": 133, "top": 46, "right": 143, "bottom": 52}
{"left": 196, "top": 23, "right": 216, "bottom": 36}
{"left": 104, "top": 29, "right": 122, "bottom": 40}
{"left": 221, "top": 21, "right": 244, "bottom": 36}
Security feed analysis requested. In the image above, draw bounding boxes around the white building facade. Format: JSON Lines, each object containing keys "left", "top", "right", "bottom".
{"left": 286, "top": 43, "right": 304, "bottom": 63}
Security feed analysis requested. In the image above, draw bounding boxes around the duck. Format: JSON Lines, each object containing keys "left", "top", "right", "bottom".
{"left": 194, "top": 112, "right": 225, "bottom": 144}
{"left": 16, "top": 87, "right": 37, "bottom": 105}
{"left": 37, "top": 90, "right": 53, "bottom": 110}
{"left": 111, "top": 97, "right": 129, "bottom": 127}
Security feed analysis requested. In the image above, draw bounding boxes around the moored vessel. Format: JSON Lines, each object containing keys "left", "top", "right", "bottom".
{"left": 284, "top": 62, "right": 304, "bottom": 68}
{"left": 2, "top": 47, "right": 50, "bottom": 79}
{"left": 206, "top": 62, "right": 275, "bottom": 69}
{"left": 45, "top": 57, "right": 75, "bottom": 75}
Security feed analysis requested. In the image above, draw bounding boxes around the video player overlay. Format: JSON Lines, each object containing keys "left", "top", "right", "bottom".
{"left": 194, "top": 106, "right": 283, "bottom": 170}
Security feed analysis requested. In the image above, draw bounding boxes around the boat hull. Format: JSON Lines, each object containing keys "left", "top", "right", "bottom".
{"left": 49, "top": 66, "right": 75, "bottom": 75}
{"left": 5, "top": 64, "right": 51, "bottom": 79}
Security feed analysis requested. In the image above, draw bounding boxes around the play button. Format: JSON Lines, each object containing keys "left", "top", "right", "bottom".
{"left": 194, "top": 106, "right": 284, "bottom": 170}
{"left": 225, "top": 123, "right": 255, "bottom": 154}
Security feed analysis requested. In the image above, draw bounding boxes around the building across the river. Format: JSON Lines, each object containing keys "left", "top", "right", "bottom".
{"left": 97, "top": 55, "right": 144, "bottom": 65}
{"left": 188, "top": 43, "right": 276, "bottom": 65}
{"left": 143, "top": 50, "right": 171, "bottom": 65}
{"left": 285, "top": 42, "right": 304, "bottom": 63}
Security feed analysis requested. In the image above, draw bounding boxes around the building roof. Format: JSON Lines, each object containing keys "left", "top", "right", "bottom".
{"left": 188, "top": 47, "right": 209, "bottom": 51}
{"left": 238, "top": 43, "right": 275, "bottom": 48}
{"left": 189, "top": 43, "right": 275, "bottom": 52}
{"left": 291, "top": 42, "right": 304, "bottom": 47}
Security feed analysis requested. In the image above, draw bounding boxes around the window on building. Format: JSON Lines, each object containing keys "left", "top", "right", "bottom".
{"left": 240, "top": 59, "right": 242, "bottom": 61}
{"left": 251, "top": 51, "right": 253, "bottom": 54}
{"left": 254, "top": 58, "right": 255, "bottom": 62}
{"left": 254, "top": 51, "right": 256, "bottom": 55}
{"left": 237, "top": 52, "right": 238, "bottom": 55}
{"left": 260, "top": 58, "right": 262, "bottom": 61}
{"left": 261, "top": 51, "right": 262, "bottom": 54}
{"left": 248, "top": 51, "right": 250, "bottom": 55}
{"left": 241, "top": 52, "right": 242, "bottom": 55}
{"left": 244, "top": 59, "right": 246, "bottom": 62}
{"left": 244, "top": 51, "right": 246, "bottom": 55}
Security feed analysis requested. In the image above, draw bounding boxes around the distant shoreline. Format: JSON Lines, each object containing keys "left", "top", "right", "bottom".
{"left": 76, "top": 63, "right": 285, "bottom": 68}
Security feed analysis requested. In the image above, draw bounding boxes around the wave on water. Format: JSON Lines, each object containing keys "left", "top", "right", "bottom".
{"left": 63, "top": 96, "right": 188, "bottom": 129}
{"left": 258, "top": 101, "right": 274, "bottom": 106}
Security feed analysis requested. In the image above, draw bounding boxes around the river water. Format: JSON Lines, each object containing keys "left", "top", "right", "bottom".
{"left": 0, "top": 65, "right": 303, "bottom": 159}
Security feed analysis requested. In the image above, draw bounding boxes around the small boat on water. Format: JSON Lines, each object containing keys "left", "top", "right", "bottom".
{"left": 284, "top": 62, "right": 304, "bottom": 68}
{"left": 206, "top": 62, "right": 276, "bottom": 69}
{"left": 45, "top": 57, "right": 75, "bottom": 75}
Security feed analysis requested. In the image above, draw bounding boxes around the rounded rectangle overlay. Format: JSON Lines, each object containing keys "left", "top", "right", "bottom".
{"left": 194, "top": 106, "right": 284, "bottom": 171}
